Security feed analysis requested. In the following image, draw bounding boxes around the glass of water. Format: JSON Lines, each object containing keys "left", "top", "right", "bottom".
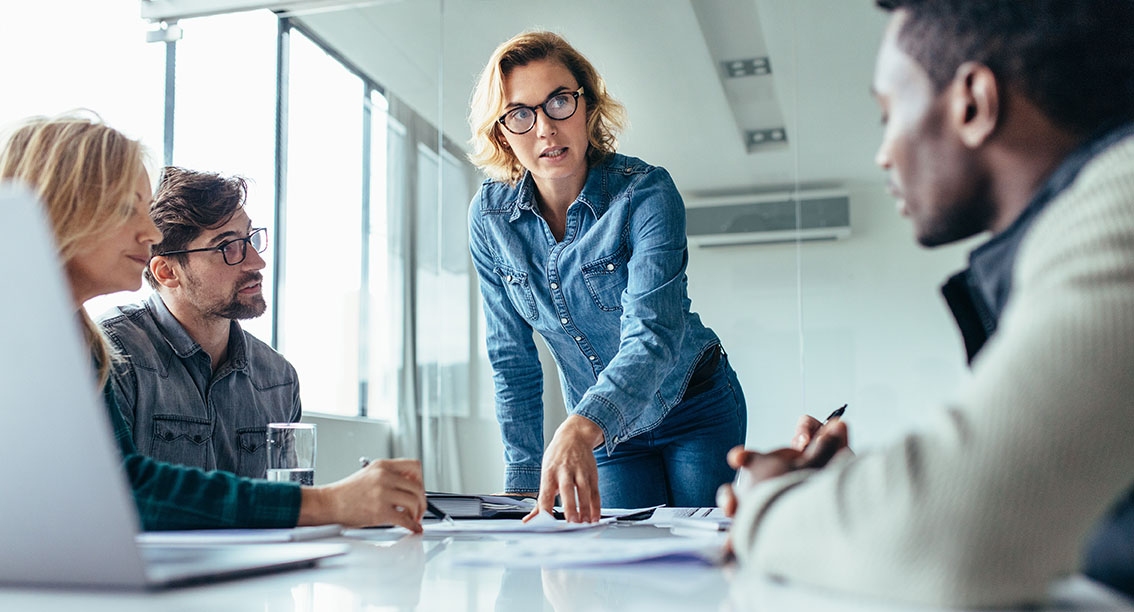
{"left": 266, "top": 423, "right": 316, "bottom": 486}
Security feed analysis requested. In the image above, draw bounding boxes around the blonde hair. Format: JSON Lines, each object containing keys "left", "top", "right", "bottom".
{"left": 468, "top": 31, "right": 627, "bottom": 185}
{"left": 0, "top": 113, "right": 146, "bottom": 386}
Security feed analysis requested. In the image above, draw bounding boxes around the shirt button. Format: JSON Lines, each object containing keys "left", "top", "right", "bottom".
{"left": 505, "top": 275, "right": 513, "bottom": 282}
{"left": 561, "top": 317, "right": 568, "bottom": 324}
{"left": 589, "top": 355, "right": 596, "bottom": 361}
{"left": 606, "top": 264, "right": 615, "bottom": 271}
{"left": 574, "top": 336, "right": 582, "bottom": 341}
{"left": 550, "top": 282, "right": 558, "bottom": 290}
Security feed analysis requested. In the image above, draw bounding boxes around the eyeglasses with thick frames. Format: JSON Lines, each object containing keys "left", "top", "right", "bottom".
{"left": 497, "top": 87, "right": 584, "bottom": 135}
{"left": 157, "top": 227, "right": 268, "bottom": 266}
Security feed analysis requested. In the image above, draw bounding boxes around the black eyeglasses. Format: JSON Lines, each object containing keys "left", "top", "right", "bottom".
{"left": 157, "top": 227, "right": 268, "bottom": 266}
{"left": 497, "top": 87, "right": 584, "bottom": 135}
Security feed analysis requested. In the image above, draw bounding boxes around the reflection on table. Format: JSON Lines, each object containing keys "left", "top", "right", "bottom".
{"left": 0, "top": 523, "right": 1129, "bottom": 612}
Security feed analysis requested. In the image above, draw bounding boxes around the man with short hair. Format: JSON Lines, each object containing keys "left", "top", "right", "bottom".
{"left": 100, "top": 166, "right": 299, "bottom": 479}
{"left": 722, "top": 0, "right": 1134, "bottom": 606}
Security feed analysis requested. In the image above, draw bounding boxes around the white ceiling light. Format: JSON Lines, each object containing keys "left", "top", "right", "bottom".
{"left": 140, "top": 0, "right": 402, "bottom": 22}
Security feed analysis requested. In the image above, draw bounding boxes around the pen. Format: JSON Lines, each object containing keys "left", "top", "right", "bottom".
{"left": 359, "top": 456, "right": 455, "bottom": 525}
{"left": 825, "top": 404, "right": 847, "bottom": 424}
{"left": 732, "top": 404, "right": 848, "bottom": 491}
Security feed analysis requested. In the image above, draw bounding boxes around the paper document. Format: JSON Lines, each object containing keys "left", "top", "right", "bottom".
{"left": 670, "top": 516, "right": 732, "bottom": 532}
{"left": 136, "top": 524, "right": 342, "bottom": 545}
{"left": 449, "top": 536, "right": 726, "bottom": 568}
{"left": 641, "top": 507, "right": 724, "bottom": 526}
{"left": 601, "top": 504, "right": 664, "bottom": 519}
{"left": 539, "top": 504, "right": 662, "bottom": 519}
{"left": 422, "top": 512, "right": 614, "bottom": 535}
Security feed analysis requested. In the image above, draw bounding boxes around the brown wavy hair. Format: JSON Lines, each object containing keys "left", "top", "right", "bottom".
{"left": 144, "top": 166, "right": 249, "bottom": 288}
{"left": 468, "top": 31, "right": 627, "bottom": 185}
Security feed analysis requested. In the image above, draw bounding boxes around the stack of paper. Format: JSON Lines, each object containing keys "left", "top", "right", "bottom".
{"left": 422, "top": 512, "right": 614, "bottom": 535}
{"left": 642, "top": 507, "right": 725, "bottom": 527}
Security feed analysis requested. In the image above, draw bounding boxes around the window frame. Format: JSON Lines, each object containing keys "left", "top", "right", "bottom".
{"left": 157, "top": 11, "right": 479, "bottom": 420}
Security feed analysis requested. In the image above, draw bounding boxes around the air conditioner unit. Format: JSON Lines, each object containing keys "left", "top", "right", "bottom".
{"left": 684, "top": 188, "right": 850, "bottom": 247}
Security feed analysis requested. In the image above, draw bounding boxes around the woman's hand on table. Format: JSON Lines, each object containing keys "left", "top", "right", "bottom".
{"left": 523, "top": 415, "right": 604, "bottom": 523}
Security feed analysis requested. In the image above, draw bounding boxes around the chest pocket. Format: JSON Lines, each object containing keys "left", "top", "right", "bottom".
{"left": 236, "top": 426, "right": 269, "bottom": 479}
{"left": 494, "top": 264, "right": 539, "bottom": 321}
{"left": 150, "top": 415, "right": 212, "bottom": 469}
{"left": 581, "top": 247, "right": 629, "bottom": 312}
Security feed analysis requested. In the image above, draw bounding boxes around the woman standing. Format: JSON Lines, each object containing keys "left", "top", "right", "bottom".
{"left": 0, "top": 114, "right": 426, "bottom": 531}
{"left": 468, "top": 32, "right": 747, "bottom": 521}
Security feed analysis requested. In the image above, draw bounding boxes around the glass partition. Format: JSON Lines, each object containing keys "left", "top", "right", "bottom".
{"left": 426, "top": 0, "right": 971, "bottom": 469}
{"left": 117, "top": 0, "right": 977, "bottom": 494}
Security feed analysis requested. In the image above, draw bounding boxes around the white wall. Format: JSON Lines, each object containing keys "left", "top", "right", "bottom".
{"left": 453, "top": 335, "right": 566, "bottom": 494}
{"left": 685, "top": 183, "right": 978, "bottom": 453}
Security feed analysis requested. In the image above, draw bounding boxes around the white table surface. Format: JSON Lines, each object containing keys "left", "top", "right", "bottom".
{"left": 1, "top": 523, "right": 1130, "bottom": 612}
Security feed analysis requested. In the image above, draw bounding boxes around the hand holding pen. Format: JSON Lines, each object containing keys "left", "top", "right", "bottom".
{"left": 718, "top": 405, "right": 850, "bottom": 518}
{"left": 792, "top": 404, "right": 849, "bottom": 452}
{"left": 359, "top": 457, "right": 455, "bottom": 526}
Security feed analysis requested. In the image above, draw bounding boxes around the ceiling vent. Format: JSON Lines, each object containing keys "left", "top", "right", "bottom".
{"left": 745, "top": 127, "right": 788, "bottom": 152}
{"left": 685, "top": 189, "right": 851, "bottom": 247}
{"left": 721, "top": 57, "right": 771, "bottom": 78}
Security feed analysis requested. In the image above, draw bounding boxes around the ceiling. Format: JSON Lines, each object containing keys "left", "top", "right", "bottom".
{"left": 291, "top": 0, "right": 890, "bottom": 196}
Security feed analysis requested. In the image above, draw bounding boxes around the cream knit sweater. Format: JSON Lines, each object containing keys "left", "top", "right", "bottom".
{"left": 732, "top": 136, "right": 1134, "bottom": 607}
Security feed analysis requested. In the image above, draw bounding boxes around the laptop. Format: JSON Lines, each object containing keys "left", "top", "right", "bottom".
{"left": 0, "top": 184, "right": 348, "bottom": 588}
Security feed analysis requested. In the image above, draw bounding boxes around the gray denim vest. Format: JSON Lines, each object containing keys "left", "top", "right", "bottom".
{"left": 99, "top": 294, "right": 301, "bottom": 478}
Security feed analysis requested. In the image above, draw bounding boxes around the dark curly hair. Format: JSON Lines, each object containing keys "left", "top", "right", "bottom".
{"left": 144, "top": 166, "right": 249, "bottom": 288}
{"left": 876, "top": 0, "right": 1134, "bottom": 135}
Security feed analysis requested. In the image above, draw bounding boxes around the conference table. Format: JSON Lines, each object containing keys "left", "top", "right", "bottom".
{"left": 0, "top": 522, "right": 1130, "bottom": 611}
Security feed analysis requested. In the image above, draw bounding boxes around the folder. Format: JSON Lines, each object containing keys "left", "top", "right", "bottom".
{"left": 425, "top": 493, "right": 536, "bottom": 519}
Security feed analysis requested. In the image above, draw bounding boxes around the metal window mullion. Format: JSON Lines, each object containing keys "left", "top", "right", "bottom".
{"left": 163, "top": 39, "right": 177, "bottom": 167}
{"left": 271, "top": 17, "right": 291, "bottom": 350}
{"left": 400, "top": 101, "right": 423, "bottom": 458}
{"left": 358, "top": 82, "right": 373, "bottom": 418}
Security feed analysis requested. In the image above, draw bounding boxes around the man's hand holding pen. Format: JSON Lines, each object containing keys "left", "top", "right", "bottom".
{"left": 717, "top": 405, "right": 851, "bottom": 519}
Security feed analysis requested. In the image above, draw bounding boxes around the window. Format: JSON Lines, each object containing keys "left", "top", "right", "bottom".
{"left": 6, "top": 5, "right": 472, "bottom": 424}
{"left": 171, "top": 10, "right": 279, "bottom": 343}
{"left": 415, "top": 145, "right": 474, "bottom": 418}
{"left": 365, "top": 99, "right": 403, "bottom": 422}
{"left": 0, "top": 1, "right": 165, "bottom": 318}
{"left": 278, "top": 28, "right": 366, "bottom": 417}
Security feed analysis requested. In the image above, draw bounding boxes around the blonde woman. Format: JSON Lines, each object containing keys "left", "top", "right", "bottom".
{"left": 468, "top": 32, "right": 747, "bottom": 522}
{"left": 0, "top": 114, "right": 426, "bottom": 531}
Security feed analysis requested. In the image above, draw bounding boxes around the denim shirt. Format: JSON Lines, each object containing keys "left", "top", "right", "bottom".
{"left": 468, "top": 153, "right": 721, "bottom": 492}
{"left": 99, "top": 294, "right": 302, "bottom": 478}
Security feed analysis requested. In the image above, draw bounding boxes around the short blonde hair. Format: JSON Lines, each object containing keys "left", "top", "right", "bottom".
{"left": 0, "top": 113, "right": 146, "bottom": 386}
{"left": 468, "top": 31, "right": 627, "bottom": 185}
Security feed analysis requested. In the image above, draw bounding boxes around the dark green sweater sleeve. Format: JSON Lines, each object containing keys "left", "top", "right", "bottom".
{"left": 102, "top": 380, "right": 302, "bottom": 530}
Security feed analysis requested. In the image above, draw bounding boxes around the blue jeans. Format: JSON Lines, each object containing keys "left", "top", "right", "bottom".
{"left": 593, "top": 353, "right": 747, "bottom": 508}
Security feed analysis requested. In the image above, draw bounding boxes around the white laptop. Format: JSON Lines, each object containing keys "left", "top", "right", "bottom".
{"left": 0, "top": 183, "right": 348, "bottom": 588}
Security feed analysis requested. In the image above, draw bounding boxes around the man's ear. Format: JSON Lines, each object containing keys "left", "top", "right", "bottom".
{"left": 149, "top": 256, "right": 181, "bottom": 289}
{"left": 950, "top": 61, "right": 999, "bottom": 148}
